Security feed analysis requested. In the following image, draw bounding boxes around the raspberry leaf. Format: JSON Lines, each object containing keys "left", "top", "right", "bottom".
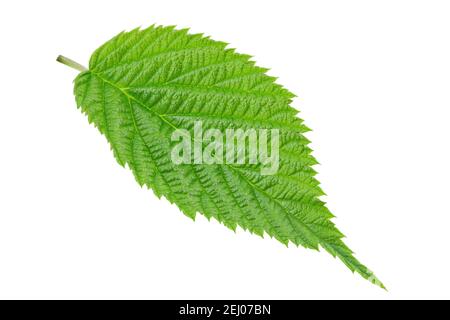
{"left": 58, "top": 25, "right": 384, "bottom": 289}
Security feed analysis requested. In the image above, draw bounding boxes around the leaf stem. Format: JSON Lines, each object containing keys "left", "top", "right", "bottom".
{"left": 56, "top": 55, "right": 87, "bottom": 72}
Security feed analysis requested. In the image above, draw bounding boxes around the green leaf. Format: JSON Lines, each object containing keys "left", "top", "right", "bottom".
{"left": 59, "top": 25, "right": 384, "bottom": 289}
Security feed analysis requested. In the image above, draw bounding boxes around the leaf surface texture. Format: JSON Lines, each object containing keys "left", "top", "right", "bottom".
{"left": 72, "top": 25, "right": 383, "bottom": 288}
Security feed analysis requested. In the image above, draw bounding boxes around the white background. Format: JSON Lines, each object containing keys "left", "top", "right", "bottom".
{"left": 0, "top": 0, "right": 449, "bottom": 300}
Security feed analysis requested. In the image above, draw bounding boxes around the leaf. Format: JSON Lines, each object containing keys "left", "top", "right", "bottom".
{"left": 59, "top": 25, "right": 384, "bottom": 289}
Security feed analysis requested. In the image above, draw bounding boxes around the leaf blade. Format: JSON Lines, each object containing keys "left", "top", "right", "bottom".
{"left": 72, "top": 25, "right": 384, "bottom": 288}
